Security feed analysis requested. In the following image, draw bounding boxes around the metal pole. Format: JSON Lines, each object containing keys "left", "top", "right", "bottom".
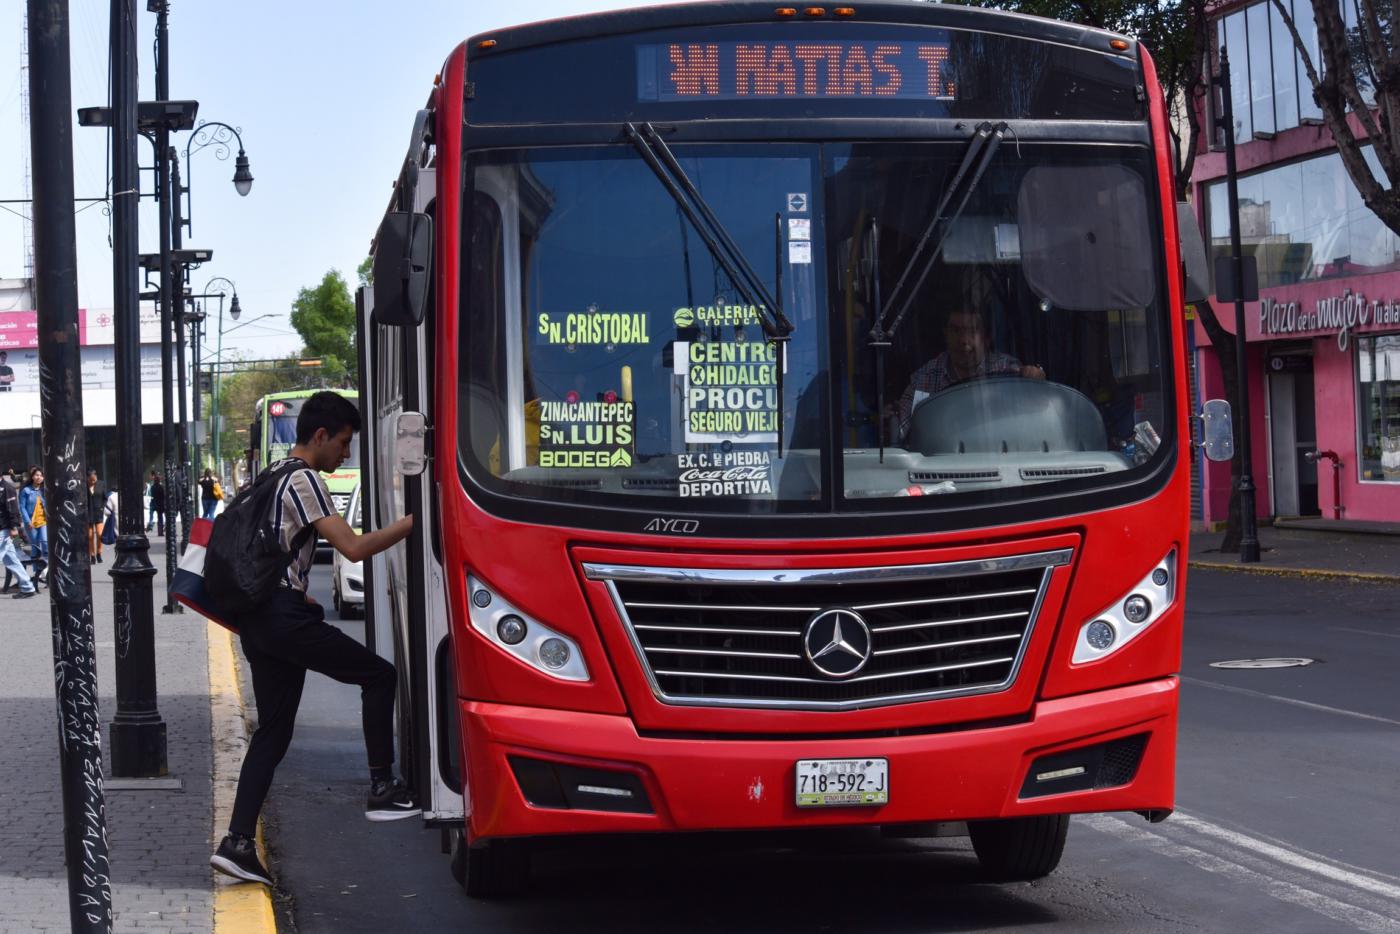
{"left": 213, "top": 293, "right": 223, "bottom": 478}
{"left": 154, "top": 1, "right": 181, "bottom": 607}
{"left": 28, "top": 2, "right": 112, "bottom": 928}
{"left": 107, "top": 0, "right": 167, "bottom": 778}
{"left": 1218, "top": 50, "right": 1261, "bottom": 563}
{"left": 170, "top": 149, "right": 192, "bottom": 548}
{"left": 191, "top": 310, "right": 201, "bottom": 490}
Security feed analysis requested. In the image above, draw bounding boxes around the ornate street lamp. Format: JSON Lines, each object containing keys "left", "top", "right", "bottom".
{"left": 181, "top": 121, "right": 253, "bottom": 237}
{"left": 201, "top": 276, "right": 241, "bottom": 480}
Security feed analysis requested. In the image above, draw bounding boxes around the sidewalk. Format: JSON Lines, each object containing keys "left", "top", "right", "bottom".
{"left": 1188, "top": 519, "right": 1400, "bottom": 583}
{"left": 0, "top": 536, "right": 272, "bottom": 934}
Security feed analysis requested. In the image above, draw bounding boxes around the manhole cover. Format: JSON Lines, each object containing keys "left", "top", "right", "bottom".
{"left": 1210, "top": 657, "right": 1316, "bottom": 669}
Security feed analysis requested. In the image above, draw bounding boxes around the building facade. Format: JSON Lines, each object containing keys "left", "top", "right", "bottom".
{"left": 0, "top": 280, "right": 184, "bottom": 481}
{"left": 1193, "top": 0, "right": 1400, "bottom": 524}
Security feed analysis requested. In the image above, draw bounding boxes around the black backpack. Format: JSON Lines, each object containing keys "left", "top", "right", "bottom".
{"left": 204, "top": 461, "right": 316, "bottom": 616}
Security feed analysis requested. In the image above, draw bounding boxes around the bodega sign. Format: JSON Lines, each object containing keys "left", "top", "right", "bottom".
{"left": 1259, "top": 290, "right": 1400, "bottom": 350}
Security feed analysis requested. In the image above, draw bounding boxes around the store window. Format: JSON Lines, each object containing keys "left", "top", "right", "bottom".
{"left": 1205, "top": 146, "right": 1400, "bottom": 289}
{"left": 1358, "top": 335, "right": 1400, "bottom": 482}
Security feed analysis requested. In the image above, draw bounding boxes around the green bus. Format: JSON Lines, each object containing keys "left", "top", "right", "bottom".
{"left": 248, "top": 388, "right": 361, "bottom": 518}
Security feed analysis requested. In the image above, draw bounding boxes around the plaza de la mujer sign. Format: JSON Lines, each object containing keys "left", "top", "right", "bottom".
{"left": 1258, "top": 290, "right": 1400, "bottom": 350}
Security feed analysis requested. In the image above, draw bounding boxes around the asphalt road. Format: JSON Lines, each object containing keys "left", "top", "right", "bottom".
{"left": 256, "top": 567, "right": 1400, "bottom": 933}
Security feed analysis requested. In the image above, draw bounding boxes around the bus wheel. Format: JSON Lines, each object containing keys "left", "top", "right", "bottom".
{"left": 968, "top": 814, "right": 1069, "bottom": 881}
{"left": 452, "top": 829, "right": 530, "bottom": 898}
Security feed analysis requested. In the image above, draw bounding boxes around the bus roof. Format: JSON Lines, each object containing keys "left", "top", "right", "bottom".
{"left": 257, "top": 388, "right": 359, "bottom": 404}
{"left": 466, "top": 0, "right": 1136, "bottom": 60}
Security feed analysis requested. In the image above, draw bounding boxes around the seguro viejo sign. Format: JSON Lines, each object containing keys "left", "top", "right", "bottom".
{"left": 1259, "top": 290, "right": 1400, "bottom": 350}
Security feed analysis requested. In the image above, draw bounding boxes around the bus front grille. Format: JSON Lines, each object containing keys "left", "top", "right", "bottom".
{"left": 583, "top": 551, "right": 1069, "bottom": 711}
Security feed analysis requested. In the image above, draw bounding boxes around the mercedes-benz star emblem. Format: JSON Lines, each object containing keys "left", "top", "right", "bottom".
{"left": 802, "top": 608, "right": 873, "bottom": 679}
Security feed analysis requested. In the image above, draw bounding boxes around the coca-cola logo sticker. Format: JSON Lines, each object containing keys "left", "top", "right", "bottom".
{"left": 677, "top": 451, "right": 774, "bottom": 498}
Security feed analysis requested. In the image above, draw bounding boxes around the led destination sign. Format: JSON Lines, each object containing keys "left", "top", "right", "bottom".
{"left": 637, "top": 40, "right": 956, "bottom": 102}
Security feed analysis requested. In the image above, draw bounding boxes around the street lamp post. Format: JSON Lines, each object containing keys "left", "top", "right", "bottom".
{"left": 200, "top": 276, "right": 241, "bottom": 480}
{"left": 175, "top": 124, "right": 251, "bottom": 530}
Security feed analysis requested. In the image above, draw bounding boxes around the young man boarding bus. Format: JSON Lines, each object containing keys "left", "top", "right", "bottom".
{"left": 210, "top": 391, "right": 415, "bottom": 886}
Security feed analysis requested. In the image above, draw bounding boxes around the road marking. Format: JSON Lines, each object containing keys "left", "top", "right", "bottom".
{"left": 1181, "top": 676, "right": 1400, "bottom": 727}
{"left": 1331, "top": 626, "right": 1400, "bottom": 640}
{"left": 1170, "top": 813, "right": 1400, "bottom": 901}
{"left": 1084, "top": 814, "right": 1400, "bottom": 933}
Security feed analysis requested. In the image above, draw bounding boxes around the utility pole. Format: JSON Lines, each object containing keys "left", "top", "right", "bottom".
{"left": 153, "top": 0, "right": 181, "bottom": 607}
{"left": 170, "top": 148, "right": 193, "bottom": 546}
{"left": 106, "top": 0, "right": 168, "bottom": 777}
{"left": 28, "top": 1, "right": 113, "bottom": 929}
{"left": 1216, "top": 50, "right": 1261, "bottom": 563}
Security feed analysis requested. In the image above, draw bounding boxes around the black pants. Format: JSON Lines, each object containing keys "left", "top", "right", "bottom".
{"left": 228, "top": 588, "right": 397, "bottom": 837}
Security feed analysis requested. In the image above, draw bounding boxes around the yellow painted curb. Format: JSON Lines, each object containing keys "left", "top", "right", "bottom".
{"left": 1188, "top": 559, "right": 1400, "bottom": 584}
{"left": 208, "top": 622, "right": 278, "bottom": 934}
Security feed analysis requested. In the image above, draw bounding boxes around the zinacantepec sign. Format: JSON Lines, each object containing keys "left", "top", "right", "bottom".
{"left": 1259, "top": 290, "right": 1400, "bottom": 350}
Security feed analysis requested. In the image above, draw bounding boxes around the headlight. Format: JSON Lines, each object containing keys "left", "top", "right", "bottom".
{"left": 467, "top": 575, "right": 589, "bottom": 682}
{"left": 1073, "top": 551, "right": 1175, "bottom": 664}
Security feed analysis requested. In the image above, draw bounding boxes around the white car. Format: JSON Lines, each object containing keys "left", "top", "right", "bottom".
{"left": 331, "top": 484, "right": 364, "bottom": 618}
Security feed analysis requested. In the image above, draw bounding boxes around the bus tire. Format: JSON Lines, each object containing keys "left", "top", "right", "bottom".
{"left": 968, "top": 814, "right": 1069, "bottom": 881}
{"left": 452, "top": 830, "right": 530, "bottom": 898}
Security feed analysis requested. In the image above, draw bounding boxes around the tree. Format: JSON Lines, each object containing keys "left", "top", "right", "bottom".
{"left": 1271, "top": 0, "right": 1400, "bottom": 233}
{"left": 289, "top": 270, "right": 357, "bottom": 385}
{"left": 357, "top": 255, "right": 373, "bottom": 288}
{"left": 952, "top": 0, "right": 1255, "bottom": 550}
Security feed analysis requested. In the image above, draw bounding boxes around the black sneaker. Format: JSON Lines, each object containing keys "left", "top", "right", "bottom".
{"left": 12, "top": 590, "right": 35, "bottom": 599}
{"left": 209, "top": 834, "right": 272, "bottom": 885}
{"left": 366, "top": 778, "right": 421, "bottom": 822}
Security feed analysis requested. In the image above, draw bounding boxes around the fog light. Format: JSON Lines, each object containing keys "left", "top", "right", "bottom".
{"left": 539, "top": 637, "right": 571, "bottom": 670}
{"left": 497, "top": 615, "right": 527, "bottom": 645}
{"left": 472, "top": 588, "right": 493, "bottom": 608}
{"left": 1151, "top": 568, "right": 1169, "bottom": 586}
{"left": 1086, "top": 620, "right": 1116, "bottom": 650}
{"left": 1123, "top": 595, "right": 1151, "bottom": 624}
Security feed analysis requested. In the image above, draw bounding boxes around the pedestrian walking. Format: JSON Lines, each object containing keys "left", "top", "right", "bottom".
{"left": 101, "top": 486, "right": 119, "bottom": 552}
{"left": 149, "top": 472, "right": 165, "bottom": 536}
{"left": 208, "top": 391, "right": 416, "bottom": 887}
{"left": 199, "top": 468, "right": 219, "bottom": 521}
{"left": 0, "top": 469, "right": 36, "bottom": 598}
{"left": 86, "top": 469, "right": 105, "bottom": 564}
{"left": 17, "top": 466, "right": 47, "bottom": 582}
{"left": 1, "top": 467, "right": 19, "bottom": 592}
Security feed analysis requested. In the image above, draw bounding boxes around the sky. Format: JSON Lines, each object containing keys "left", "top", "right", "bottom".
{"left": 0, "top": 0, "right": 668, "bottom": 361}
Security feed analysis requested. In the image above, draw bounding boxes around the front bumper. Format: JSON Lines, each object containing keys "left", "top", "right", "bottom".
{"left": 461, "top": 677, "right": 1177, "bottom": 840}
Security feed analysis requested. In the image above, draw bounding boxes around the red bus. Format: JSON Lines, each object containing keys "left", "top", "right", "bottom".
{"left": 358, "top": 0, "right": 1226, "bottom": 897}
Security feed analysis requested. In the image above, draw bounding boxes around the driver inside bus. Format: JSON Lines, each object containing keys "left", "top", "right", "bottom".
{"left": 895, "top": 306, "right": 1045, "bottom": 441}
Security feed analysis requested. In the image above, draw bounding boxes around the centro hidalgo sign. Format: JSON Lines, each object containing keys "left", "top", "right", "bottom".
{"left": 1259, "top": 290, "right": 1400, "bottom": 350}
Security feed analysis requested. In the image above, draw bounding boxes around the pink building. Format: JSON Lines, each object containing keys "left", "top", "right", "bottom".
{"left": 1193, "top": 0, "right": 1400, "bottom": 524}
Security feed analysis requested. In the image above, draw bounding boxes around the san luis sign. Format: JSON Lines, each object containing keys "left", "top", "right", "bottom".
{"left": 1258, "top": 290, "right": 1400, "bottom": 350}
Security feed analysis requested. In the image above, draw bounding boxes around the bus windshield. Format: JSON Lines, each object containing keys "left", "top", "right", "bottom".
{"left": 460, "top": 142, "right": 1169, "bottom": 516}
{"left": 267, "top": 414, "right": 297, "bottom": 463}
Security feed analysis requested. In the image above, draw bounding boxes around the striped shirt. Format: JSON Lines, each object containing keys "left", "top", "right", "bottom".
{"left": 267, "top": 457, "right": 334, "bottom": 593}
{"left": 896, "top": 350, "right": 1022, "bottom": 440}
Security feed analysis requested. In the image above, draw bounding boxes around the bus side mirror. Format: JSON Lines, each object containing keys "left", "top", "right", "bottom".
{"left": 372, "top": 212, "right": 433, "bottom": 327}
{"left": 1177, "top": 202, "right": 1211, "bottom": 305}
{"left": 394, "top": 411, "right": 428, "bottom": 476}
{"left": 1198, "top": 398, "right": 1234, "bottom": 462}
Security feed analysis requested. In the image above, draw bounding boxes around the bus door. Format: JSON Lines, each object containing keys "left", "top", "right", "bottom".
{"left": 359, "top": 242, "right": 464, "bottom": 825}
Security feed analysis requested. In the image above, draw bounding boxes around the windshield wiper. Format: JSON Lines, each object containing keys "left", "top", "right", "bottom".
{"left": 869, "top": 121, "right": 1007, "bottom": 348}
{"left": 867, "top": 121, "right": 1005, "bottom": 460}
{"left": 625, "top": 122, "right": 794, "bottom": 342}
